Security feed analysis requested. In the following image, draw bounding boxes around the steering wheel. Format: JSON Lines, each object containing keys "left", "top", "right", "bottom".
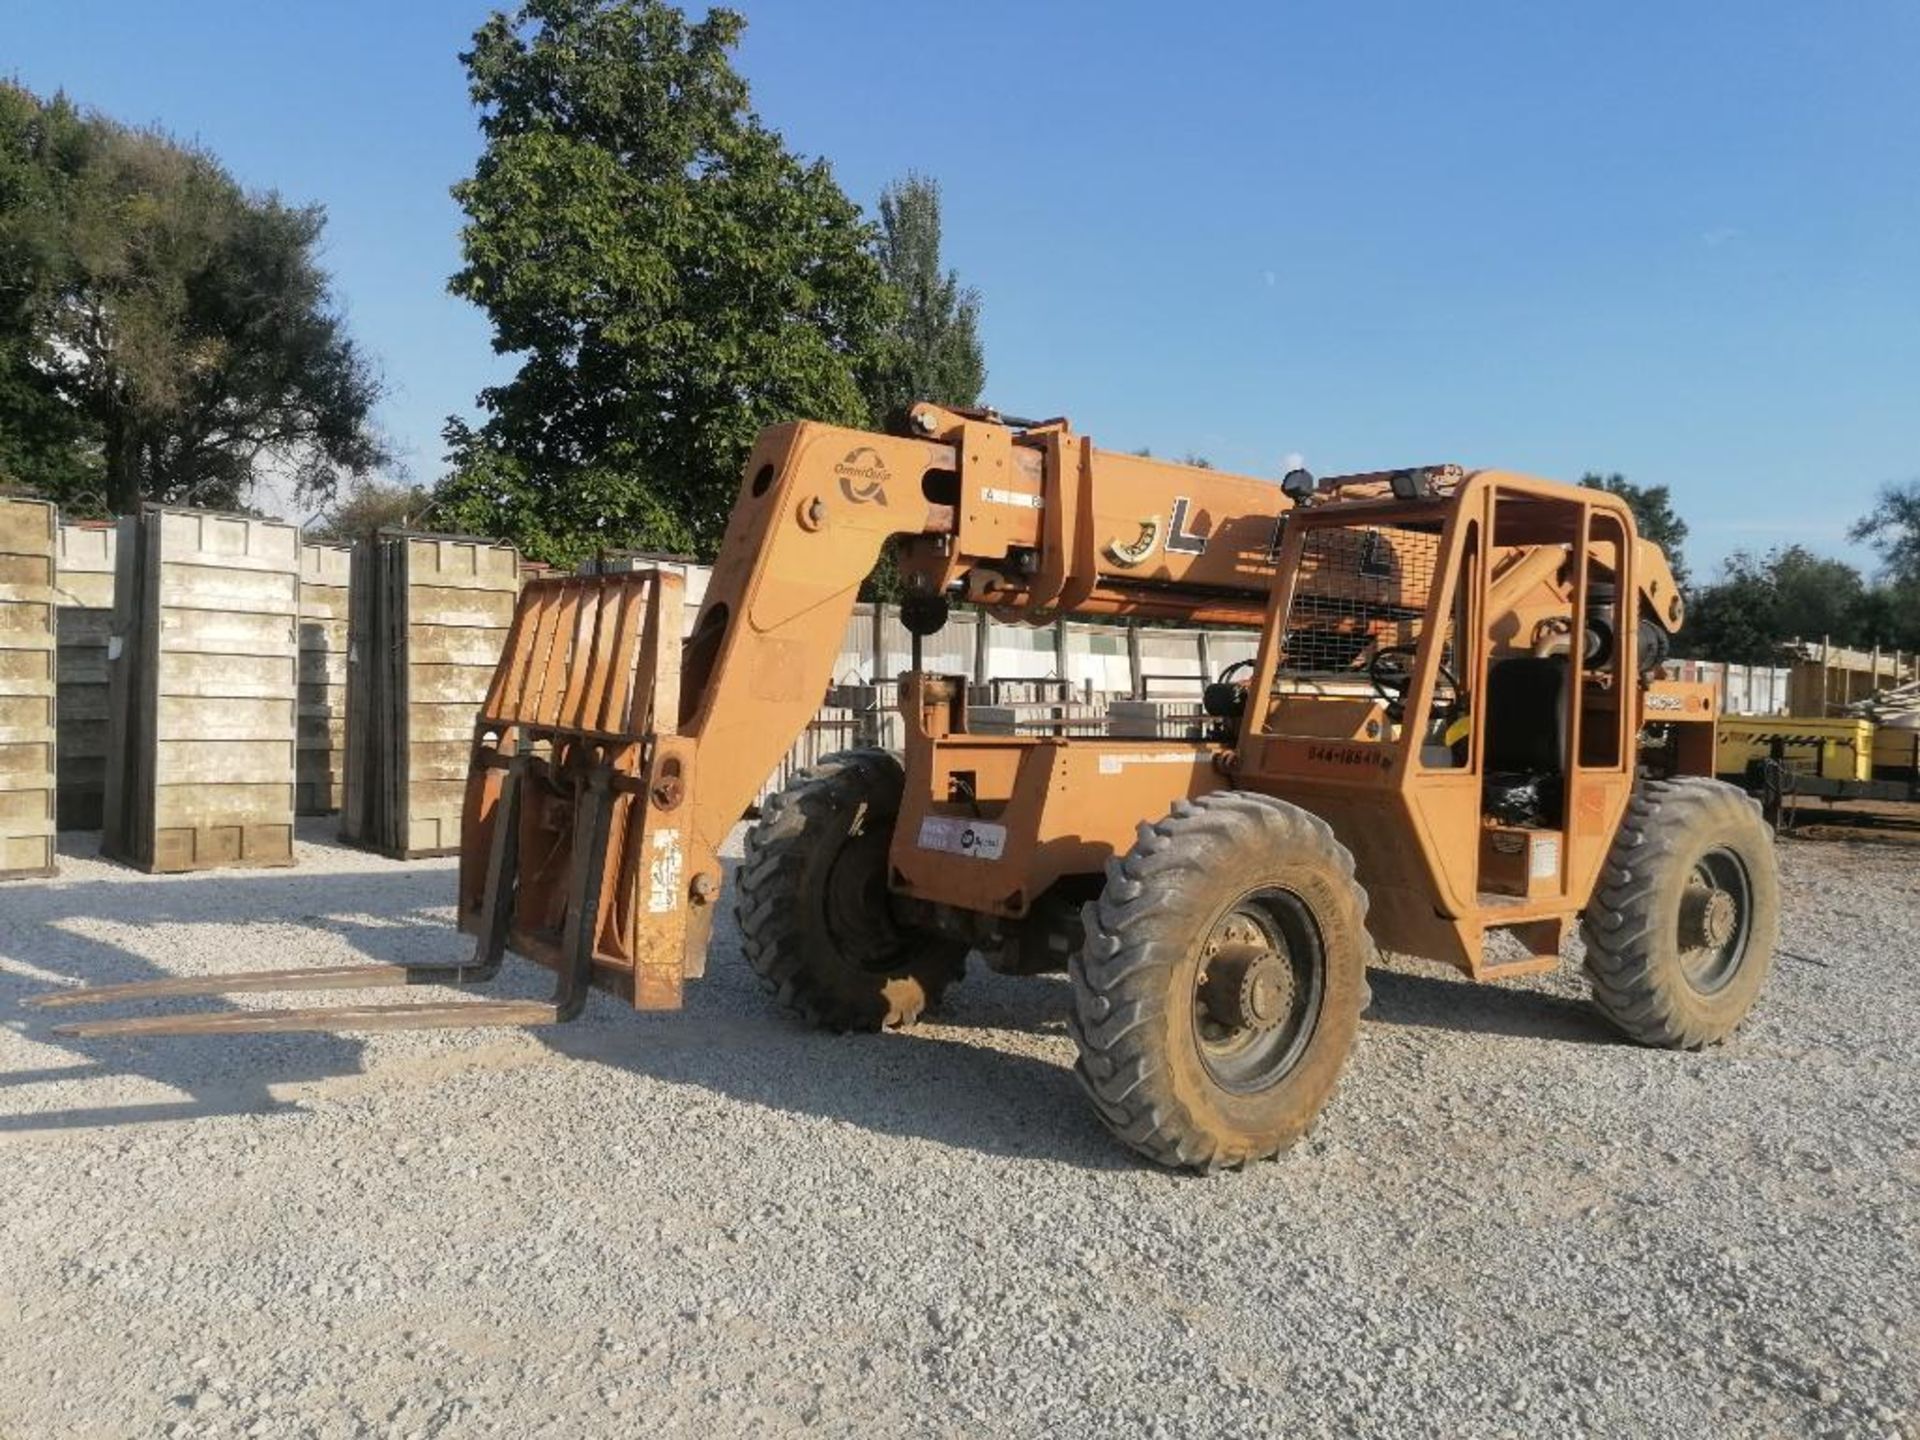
{"left": 1368, "top": 644, "right": 1459, "bottom": 723}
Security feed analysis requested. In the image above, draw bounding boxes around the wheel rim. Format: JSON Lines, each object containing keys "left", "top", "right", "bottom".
{"left": 1191, "top": 888, "right": 1326, "bottom": 1093}
{"left": 1677, "top": 846, "right": 1753, "bottom": 994}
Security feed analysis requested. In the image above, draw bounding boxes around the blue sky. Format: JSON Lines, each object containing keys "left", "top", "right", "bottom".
{"left": 7, "top": 1, "right": 1917, "bottom": 576}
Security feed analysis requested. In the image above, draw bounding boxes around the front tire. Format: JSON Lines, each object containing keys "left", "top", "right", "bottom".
{"left": 1582, "top": 778, "right": 1779, "bottom": 1048}
{"left": 737, "top": 750, "right": 966, "bottom": 1031}
{"left": 1070, "top": 793, "right": 1372, "bottom": 1171}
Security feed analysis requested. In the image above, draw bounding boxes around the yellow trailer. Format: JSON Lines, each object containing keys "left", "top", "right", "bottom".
{"left": 1718, "top": 715, "right": 1873, "bottom": 784}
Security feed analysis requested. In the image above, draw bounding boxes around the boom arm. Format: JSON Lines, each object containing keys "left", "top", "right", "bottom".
{"left": 676, "top": 404, "right": 1295, "bottom": 879}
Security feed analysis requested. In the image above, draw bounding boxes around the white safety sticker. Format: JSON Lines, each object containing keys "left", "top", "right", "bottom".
{"left": 982, "top": 486, "right": 1043, "bottom": 510}
{"left": 1097, "top": 751, "right": 1211, "bottom": 775}
{"left": 917, "top": 816, "right": 1008, "bottom": 860}
{"left": 1529, "top": 835, "right": 1560, "bottom": 880}
{"left": 648, "top": 829, "right": 684, "bottom": 912}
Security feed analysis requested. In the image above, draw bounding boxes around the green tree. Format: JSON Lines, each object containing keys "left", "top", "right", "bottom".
{"left": 1682, "top": 562, "right": 1782, "bottom": 664}
{"left": 1849, "top": 480, "right": 1920, "bottom": 586}
{"left": 0, "top": 83, "right": 386, "bottom": 514}
{"left": 1580, "top": 472, "right": 1691, "bottom": 588}
{"left": 307, "top": 477, "right": 434, "bottom": 542}
{"left": 437, "top": 0, "right": 893, "bottom": 565}
{"left": 861, "top": 172, "right": 984, "bottom": 424}
{"left": 1844, "top": 582, "right": 1920, "bottom": 652}
{"left": 1682, "top": 545, "right": 1870, "bottom": 662}
{"left": 1761, "top": 545, "right": 1867, "bottom": 642}
{"left": 0, "top": 89, "right": 93, "bottom": 499}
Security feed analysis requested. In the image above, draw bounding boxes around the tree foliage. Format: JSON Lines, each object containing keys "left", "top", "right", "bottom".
{"left": 1580, "top": 472, "right": 1690, "bottom": 589}
{"left": 861, "top": 172, "right": 984, "bottom": 424}
{"left": 436, "top": 0, "right": 894, "bottom": 565}
{"left": 1849, "top": 480, "right": 1920, "bottom": 586}
{"left": 1684, "top": 546, "right": 1857, "bottom": 662}
{"left": 0, "top": 83, "right": 385, "bottom": 514}
{"left": 307, "top": 478, "right": 435, "bottom": 542}
{"left": 1566, "top": 474, "right": 1920, "bottom": 663}
{"left": 1682, "top": 543, "right": 1920, "bottom": 662}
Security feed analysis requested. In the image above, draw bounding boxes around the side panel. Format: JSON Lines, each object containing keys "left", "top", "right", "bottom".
{"left": 891, "top": 733, "right": 1227, "bottom": 917}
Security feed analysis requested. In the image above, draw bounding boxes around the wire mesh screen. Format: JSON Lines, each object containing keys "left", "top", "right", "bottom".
{"left": 1279, "top": 523, "right": 1445, "bottom": 677}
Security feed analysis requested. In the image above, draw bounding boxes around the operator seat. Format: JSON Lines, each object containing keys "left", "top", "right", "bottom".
{"left": 1481, "top": 656, "right": 1567, "bottom": 827}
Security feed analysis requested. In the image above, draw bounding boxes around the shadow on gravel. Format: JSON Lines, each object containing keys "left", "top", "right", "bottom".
{"left": 540, "top": 969, "right": 1140, "bottom": 1173}
{"left": 0, "top": 843, "right": 469, "bottom": 1135}
{"left": 1364, "top": 967, "right": 1619, "bottom": 1045}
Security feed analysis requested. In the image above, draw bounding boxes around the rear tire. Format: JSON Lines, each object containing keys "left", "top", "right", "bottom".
{"left": 1070, "top": 793, "right": 1372, "bottom": 1171}
{"left": 737, "top": 750, "right": 966, "bottom": 1031}
{"left": 1582, "top": 777, "right": 1779, "bottom": 1048}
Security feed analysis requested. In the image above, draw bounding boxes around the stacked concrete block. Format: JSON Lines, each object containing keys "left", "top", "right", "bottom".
{"left": 970, "top": 702, "right": 1108, "bottom": 737}
{"left": 1106, "top": 698, "right": 1213, "bottom": 741}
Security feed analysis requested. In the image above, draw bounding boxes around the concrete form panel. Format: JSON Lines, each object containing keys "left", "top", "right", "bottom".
{"left": 54, "top": 521, "right": 115, "bottom": 830}
{"left": 298, "top": 542, "right": 350, "bottom": 814}
{"left": 103, "top": 508, "right": 299, "bottom": 873}
{"left": 0, "top": 497, "right": 58, "bottom": 878}
{"left": 343, "top": 531, "right": 519, "bottom": 859}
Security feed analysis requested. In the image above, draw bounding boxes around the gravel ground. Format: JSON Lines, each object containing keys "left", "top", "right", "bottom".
{"left": 0, "top": 820, "right": 1914, "bottom": 1439}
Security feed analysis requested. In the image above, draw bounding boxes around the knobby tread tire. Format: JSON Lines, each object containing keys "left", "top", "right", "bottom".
{"left": 736, "top": 749, "right": 964, "bottom": 1032}
{"left": 1069, "top": 792, "right": 1373, "bottom": 1173}
{"left": 1581, "top": 776, "right": 1779, "bottom": 1049}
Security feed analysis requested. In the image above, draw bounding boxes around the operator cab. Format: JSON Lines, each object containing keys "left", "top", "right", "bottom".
{"left": 1239, "top": 472, "right": 1641, "bottom": 959}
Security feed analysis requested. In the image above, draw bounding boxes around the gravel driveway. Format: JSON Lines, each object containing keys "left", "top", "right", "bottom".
{"left": 1, "top": 822, "right": 1914, "bottom": 1439}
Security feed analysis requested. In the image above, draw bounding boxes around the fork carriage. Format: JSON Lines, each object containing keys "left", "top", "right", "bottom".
{"left": 456, "top": 567, "right": 703, "bottom": 1016}
{"left": 35, "top": 567, "right": 703, "bottom": 1037}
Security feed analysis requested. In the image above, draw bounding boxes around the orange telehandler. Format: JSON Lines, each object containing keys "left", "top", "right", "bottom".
{"left": 33, "top": 403, "right": 1777, "bottom": 1170}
